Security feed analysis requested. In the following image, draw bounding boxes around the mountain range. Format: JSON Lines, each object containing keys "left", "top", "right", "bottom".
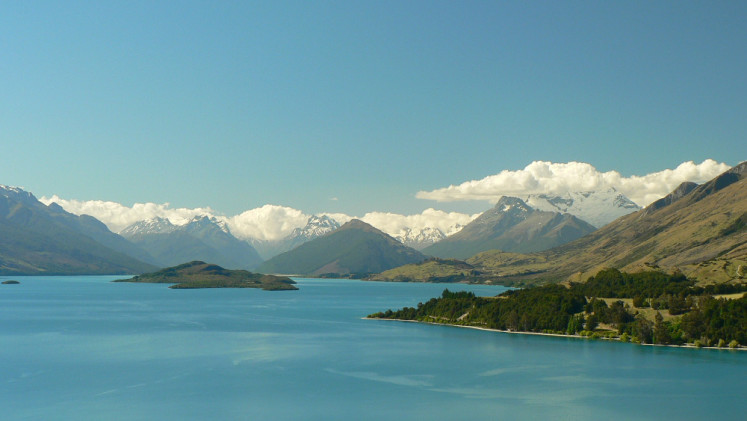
{"left": 120, "top": 216, "right": 264, "bottom": 269}
{"left": 422, "top": 197, "right": 597, "bottom": 259}
{"left": 4, "top": 169, "right": 707, "bottom": 280}
{"left": 374, "top": 161, "right": 747, "bottom": 285}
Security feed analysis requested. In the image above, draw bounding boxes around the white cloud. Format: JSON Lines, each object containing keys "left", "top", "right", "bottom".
{"left": 41, "top": 195, "right": 478, "bottom": 243}
{"left": 320, "top": 212, "right": 354, "bottom": 225}
{"left": 226, "top": 205, "right": 309, "bottom": 241}
{"left": 359, "top": 208, "right": 479, "bottom": 237}
{"left": 415, "top": 159, "right": 731, "bottom": 206}
{"left": 40, "top": 197, "right": 315, "bottom": 242}
{"left": 39, "top": 196, "right": 215, "bottom": 233}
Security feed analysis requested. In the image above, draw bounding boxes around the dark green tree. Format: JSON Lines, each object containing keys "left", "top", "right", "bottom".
{"left": 566, "top": 314, "right": 585, "bottom": 334}
{"left": 634, "top": 316, "right": 653, "bottom": 344}
{"left": 585, "top": 314, "right": 598, "bottom": 331}
{"left": 654, "top": 312, "right": 671, "bottom": 344}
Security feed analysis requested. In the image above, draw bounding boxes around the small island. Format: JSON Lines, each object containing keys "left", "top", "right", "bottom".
{"left": 2, "top": 280, "right": 20, "bottom": 284}
{"left": 115, "top": 261, "right": 298, "bottom": 291}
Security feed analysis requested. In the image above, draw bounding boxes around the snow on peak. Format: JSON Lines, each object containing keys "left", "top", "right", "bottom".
{"left": 494, "top": 196, "right": 533, "bottom": 215}
{"left": 186, "top": 215, "right": 232, "bottom": 234}
{"left": 120, "top": 217, "right": 177, "bottom": 237}
{"left": 396, "top": 226, "right": 448, "bottom": 249}
{"left": 289, "top": 215, "right": 341, "bottom": 240}
{"left": 0, "top": 184, "right": 36, "bottom": 202}
{"left": 523, "top": 188, "right": 641, "bottom": 227}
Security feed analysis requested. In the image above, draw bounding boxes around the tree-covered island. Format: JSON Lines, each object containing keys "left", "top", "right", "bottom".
{"left": 369, "top": 268, "right": 747, "bottom": 348}
{"left": 115, "top": 261, "right": 298, "bottom": 291}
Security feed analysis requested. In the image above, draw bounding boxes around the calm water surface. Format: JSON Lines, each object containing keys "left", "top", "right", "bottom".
{"left": 1, "top": 276, "right": 745, "bottom": 420}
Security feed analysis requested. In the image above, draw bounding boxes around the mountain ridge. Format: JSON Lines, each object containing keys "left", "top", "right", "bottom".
{"left": 121, "top": 215, "right": 263, "bottom": 269}
{"left": 257, "top": 219, "right": 426, "bottom": 276}
{"left": 422, "top": 197, "right": 597, "bottom": 259}
{"left": 0, "top": 186, "right": 157, "bottom": 275}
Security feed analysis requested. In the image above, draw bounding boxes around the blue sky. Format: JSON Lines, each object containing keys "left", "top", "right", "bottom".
{"left": 2, "top": 1, "right": 746, "bottom": 217}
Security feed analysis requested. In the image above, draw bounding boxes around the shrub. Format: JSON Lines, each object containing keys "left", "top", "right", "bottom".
{"left": 729, "top": 340, "right": 739, "bottom": 349}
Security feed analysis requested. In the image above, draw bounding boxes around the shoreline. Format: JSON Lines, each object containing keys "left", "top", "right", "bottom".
{"left": 364, "top": 317, "right": 747, "bottom": 352}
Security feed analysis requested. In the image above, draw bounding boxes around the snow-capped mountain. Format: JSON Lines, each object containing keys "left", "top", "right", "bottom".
{"left": 522, "top": 188, "right": 640, "bottom": 228}
{"left": 288, "top": 215, "right": 340, "bottom": 243}
{"left": 1, "top": 184, "right": 37, "bottom": 204}
{"left": 120, "top": 215, "right": 231, "bottom": 238}
{"left": 120, "top": 215, "right": 263, "bottom": 269}
{"left": 422, "top": 196, "right": 597, "bottom": 259}
{"left": 251, "top": 215, "right": 341, "bottom": 259}
{"left": 119, "top": 217, "right": 178, "bottom": 238}
{"left": 183, "top": 215, "right": 232, "bottom": 235}
{"left": 396, "top": 226, "right": 449, "bottom": 250}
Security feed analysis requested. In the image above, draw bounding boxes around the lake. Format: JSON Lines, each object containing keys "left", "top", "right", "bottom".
{"left": 1, "top": 276, "right": 745, "bottom": 420}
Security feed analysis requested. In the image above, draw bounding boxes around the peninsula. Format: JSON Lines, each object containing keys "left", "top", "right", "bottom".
{"left": 115, "top": 261, "right": 298, "bottom": 291}
{"left": 369, "top": 269, "right": 747, "bottom": 349}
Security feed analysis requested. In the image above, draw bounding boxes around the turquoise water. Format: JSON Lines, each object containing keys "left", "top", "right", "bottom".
{"left": 1, "top": 276, "right": 745, "bottom": 420}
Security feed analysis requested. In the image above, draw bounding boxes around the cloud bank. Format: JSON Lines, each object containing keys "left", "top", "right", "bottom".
{"left": 226, "top": 205, "right": 310, "bottom": 241}
{"left": 359, "top": 209, "right": 478, "bottom": 237}
{"left": 44, "top": 159, "right": 727, "bottom": 241}
{"left": 40, "top": 196, "right": 216, "bottom": 233}
{"left": 39, "top": 197, "right": 476, "bottom": 242}
{"left": 416, "top": 159, "right": 731, "bottom": 206}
